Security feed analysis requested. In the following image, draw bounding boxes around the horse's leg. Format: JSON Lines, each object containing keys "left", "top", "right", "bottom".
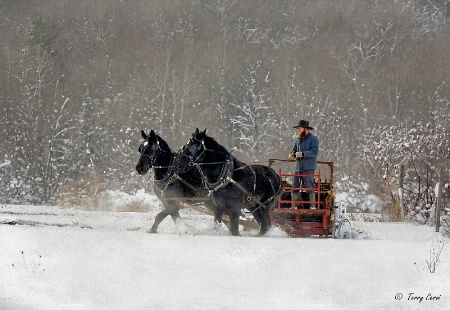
{"left": 149, "top": 202, "right": 180, "bottom": 233}
{"left": 251, "top": 207, "right": 271, "bottom": 236}
{"left": 213, "top": 207, "right": 224, "bottom": 225}
{"left": 169, "top": 206, "right": 181, "bottom": 222}
{"left": 213, "top": 210, "right": 224, "bottom": 231}
{"left": 204, "top": 200, "right": 226, "bottom": 232}
{"left": 258, "top": 212, "right": 271, "bottom": 236}
{"left": 149, "top": 209, "right": 169, "bottom": 233}
{"left": 212, "top": 192, "right": 240, "bottom": 235}
{"left": 228, "top": 210, "right": 241, "bottom": 236}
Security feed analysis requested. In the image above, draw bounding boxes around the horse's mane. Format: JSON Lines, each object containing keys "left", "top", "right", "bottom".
{"left": 201, "top": 134, "right": 230, "bottom": 158}
{"left": 155, "top": 134, "right": 172, "bottom": 152}
{"left": 200, "top": 133, "right": 248, "bottom": 168}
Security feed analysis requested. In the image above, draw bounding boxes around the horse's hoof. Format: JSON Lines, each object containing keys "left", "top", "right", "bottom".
{"left": 148, "top": 229, "right": 158, "bottom": 234}
{"left": 258, "top": 230, "right": 268, "bottom": 236}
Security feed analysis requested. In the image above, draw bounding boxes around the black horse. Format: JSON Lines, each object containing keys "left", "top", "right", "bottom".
{"left": 136, "top": 130, "right": 216, "bottom": 233}
{"left": 176, "top": 128, "right": 283, "bottom": 236}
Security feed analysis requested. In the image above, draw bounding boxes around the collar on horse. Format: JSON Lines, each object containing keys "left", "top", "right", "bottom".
{"left": 199, "top": 155, "right": 235, "bottom": 193}
{"left": 152, "top": 151, "right": 178, "bottom": 193}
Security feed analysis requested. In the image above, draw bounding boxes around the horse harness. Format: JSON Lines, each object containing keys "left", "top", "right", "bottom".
{"left": 188, "top": 152, "right": 280, "bottom": 211}
{"left": 139, "top": 141, "right": 200, "bottom": 196}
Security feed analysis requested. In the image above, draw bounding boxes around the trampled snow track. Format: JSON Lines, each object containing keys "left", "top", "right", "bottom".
{"left": 0, "top": 204, "right": 242, "bottom": 236}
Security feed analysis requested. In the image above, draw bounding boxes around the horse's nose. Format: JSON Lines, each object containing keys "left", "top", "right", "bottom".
{"left": 175, "top": 160, "right": 185, "bottom": 171}
{"left": 136, "top": 165, "right": 144, "bottom": 175}
{"left": 175, "top": 164, "right": 183, "bottom": 173}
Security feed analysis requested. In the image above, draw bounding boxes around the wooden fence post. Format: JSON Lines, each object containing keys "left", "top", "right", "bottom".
{"left": 398, "top": 165, "right": 405, "bottom": 220}
{"left": 435, "top": 167, "right": 444, "bottom": 232}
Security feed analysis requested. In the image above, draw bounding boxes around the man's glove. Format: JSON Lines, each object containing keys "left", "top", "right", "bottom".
{"left": 288, "top": 153, "right": 295, "bottom": 160}
{"left": 295, "top": 151, "right": 303, "bottom": 158}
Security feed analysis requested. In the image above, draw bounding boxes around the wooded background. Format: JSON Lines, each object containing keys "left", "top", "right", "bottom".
{"left": 1, "top": 0, "right": 449, "bottom": 221}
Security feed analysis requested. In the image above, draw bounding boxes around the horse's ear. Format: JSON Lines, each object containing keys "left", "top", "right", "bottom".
{"left": 141, "top": 130, "right": 148, "bottom": 139}
{"left": 202, "top": 128, "right": 207, "bottom": 134}
{"left": 150, "top": 130, "right": 156, "bottom": 140}
{"left": 194, "top": 128, "right": 200, "bottom": 134}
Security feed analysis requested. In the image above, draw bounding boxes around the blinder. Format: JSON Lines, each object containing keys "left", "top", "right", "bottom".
{"left": 181, "top": 138, "right": 206, "bottom": 167}
{"left": 138, "top": 138, "right": 161, "bottom": 167}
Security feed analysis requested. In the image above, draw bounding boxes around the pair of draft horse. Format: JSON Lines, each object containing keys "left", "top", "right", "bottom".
{"left": 135, "top": 128, "right": 283, "bottom": 236}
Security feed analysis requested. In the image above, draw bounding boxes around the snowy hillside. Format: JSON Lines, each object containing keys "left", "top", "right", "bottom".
{"left": 1, "top": 198, "right": 449, "bottom": 310}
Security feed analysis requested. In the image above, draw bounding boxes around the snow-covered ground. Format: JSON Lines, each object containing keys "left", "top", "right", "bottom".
{"left": 1, "top": 195, "right": 449, "bottom": 310}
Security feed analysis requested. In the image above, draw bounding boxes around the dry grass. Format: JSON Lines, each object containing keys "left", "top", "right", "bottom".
{"left": 55, "top": 168, "right": 153, "bottom": 212}
{"left": 347, "top": 213, "right": 383, "bottom": 222}
{"left": 54, "top": 168, "right": 108, "bottom": 209}
{"left": 382, "top": 200, "right": 403, "bottom": 222}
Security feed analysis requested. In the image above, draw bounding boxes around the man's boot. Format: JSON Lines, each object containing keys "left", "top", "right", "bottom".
{"left": 309, "top": 192, "right": 316, "bottom": 209}
{"left": 291, "top": 192, "right": 301, "bottom": 209}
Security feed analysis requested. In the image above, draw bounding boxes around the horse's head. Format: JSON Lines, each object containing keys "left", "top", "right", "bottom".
{"left": 136, "top": 129, "right": 163, "bottom": 175}
{"left": 176, "top": 128, "right": 209, "bottom": 173}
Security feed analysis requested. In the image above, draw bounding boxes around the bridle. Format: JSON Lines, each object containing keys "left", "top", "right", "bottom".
{"left": 138, "top": 138, "right": 177, "bottom": 189}
{"left": 179, "top": 137, "right": 209, "bottom": 168}
{"left": 138, "top": 139, "right": 162, "bottom": 168}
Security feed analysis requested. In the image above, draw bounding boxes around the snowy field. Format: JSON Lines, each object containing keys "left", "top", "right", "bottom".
{"left": 1, "top": 198, "right": 449, "bottom": 310}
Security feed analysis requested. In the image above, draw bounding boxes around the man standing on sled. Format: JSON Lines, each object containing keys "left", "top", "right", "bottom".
{"left": 288, "top": 120, "right": 319, "bottom": 209}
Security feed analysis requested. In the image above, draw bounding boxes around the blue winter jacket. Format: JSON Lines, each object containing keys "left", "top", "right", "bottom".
{"left": 291, "top": 132, "right": 319, "bottom": 171}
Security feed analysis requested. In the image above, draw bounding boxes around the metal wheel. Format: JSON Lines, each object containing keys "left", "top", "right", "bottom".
{"left": 333, "top": 218, "right": 352, "bottom": 239}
